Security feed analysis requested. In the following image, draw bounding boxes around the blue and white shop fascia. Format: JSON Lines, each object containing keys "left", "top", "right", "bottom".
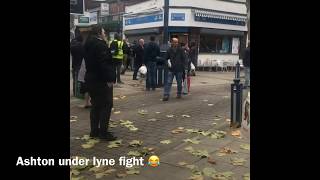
{"left": 123, "top": 0, "right": 247, "bottom": 67}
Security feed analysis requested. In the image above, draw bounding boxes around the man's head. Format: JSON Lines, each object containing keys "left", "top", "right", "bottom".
{"left": 150, "top": 36, "right": 155, "bottom": 42}
{"left": 139, "top": 39, "right": 144, "bottom": 46}
{"left": 91, "top": 24, "right": 106, "bottom": 40}
{"left": 171, "top": 38, "right": 179, "bottom": 48}
{"left": 114, "top": 33, "right": 121, "bottom": 41}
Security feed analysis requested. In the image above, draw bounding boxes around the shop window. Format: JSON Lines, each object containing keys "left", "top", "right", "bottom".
{"left": 199, "top": 34, "right": 233, "bottom": 54}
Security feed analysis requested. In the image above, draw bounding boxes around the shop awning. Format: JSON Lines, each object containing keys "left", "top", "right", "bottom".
{"left": 194, "top": 9, "right": 246, "bottom": 26}
{"left": 200, "top": 28, "right": 245, "bottom": 36}
{"left": 124, "top": 28, "right": 160, "bottom": 35}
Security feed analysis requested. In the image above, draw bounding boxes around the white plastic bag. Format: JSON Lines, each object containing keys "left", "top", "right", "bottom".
{"left": 190, "top": 62, "right": 195, "bottom": 71}
{"left": 138, "top": 65, "right": 147, "bottom": 75}
{"left": 241, "top": 91, "right": 250, "bottom": 139}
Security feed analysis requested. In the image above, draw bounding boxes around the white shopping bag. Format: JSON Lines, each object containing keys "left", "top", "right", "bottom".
{"left": 241, "top": 91, "right": 250, "bottom": 138}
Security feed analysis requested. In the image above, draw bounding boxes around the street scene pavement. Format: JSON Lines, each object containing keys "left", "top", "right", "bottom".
{"left": 70, "top": 70, "right": 250, "bottom": 180}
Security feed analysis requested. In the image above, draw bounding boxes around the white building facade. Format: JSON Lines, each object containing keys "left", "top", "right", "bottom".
{"left": 123, "top": 0, "right": 247, "bottom": 67}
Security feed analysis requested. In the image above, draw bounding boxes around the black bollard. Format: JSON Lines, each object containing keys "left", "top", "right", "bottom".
{"left": 230, "top": 61, "right": 243, "bottom": 128}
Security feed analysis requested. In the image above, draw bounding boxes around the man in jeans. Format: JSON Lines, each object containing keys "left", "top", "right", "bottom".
{"left": 144, "top": 36, "right": 160, "bottom": 91}
{"left": 163, "top": 38, "right": 186, "bottom": 101}
{"left": 243, "top": 42, "right": 250, "bottom": 88}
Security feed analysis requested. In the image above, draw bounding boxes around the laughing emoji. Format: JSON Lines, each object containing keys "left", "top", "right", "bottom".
{"left": 148, "top": 155, "right": 160, "bottom": 167}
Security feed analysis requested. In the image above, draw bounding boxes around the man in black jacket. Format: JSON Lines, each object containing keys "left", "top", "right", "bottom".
{"left": 70, "top": 35, "right": 84, "bottom": 96}
{"left": 163, "top": 38, "right": 186, "bottom": 101}
{"left": 144, "top": 36, "right": 160, "bottom": 90}
{"left": 242, "top": 42, "right": 250, "bottom": 88}
{"left": 84, "top": 25, "right": 116, "bottom": 141}
{"left": 133, "top": 39, "right": 145, "bottom": 80}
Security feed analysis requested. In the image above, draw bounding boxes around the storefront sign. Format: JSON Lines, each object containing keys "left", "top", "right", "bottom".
{"left": 125, "top": 14, "right": 163, "bottom": 26}
{"left": 100, "top": 3, "right": 109, "bottom": 16}
{"left": 70, "top": 0, "right": 84, "bottom": 15}
{"left": 171, "top": 13, "right": 185, "bottom": 21}
{"left": 78, "top": 17, "right": 89, "bottom": 23}
{"left": 89, "top": 12, "right": 98, "bottom": 24}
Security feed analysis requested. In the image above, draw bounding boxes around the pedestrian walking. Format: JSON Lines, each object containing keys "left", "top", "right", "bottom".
{"left": 110, "top": 33, "right": 128, "bottom": 84}
{"left": 163, "top": 38, "right": 186, "bottom": 101}
{"left": 70, "top": 35, "right": 85, "bottom": 96}
{"left": 84, "top": 25, "right": 116, "bottom": 141}
{"left": 133, "top": 39, "right": 145, "bottom": 80}
{"left": 121, "top": 38, "right": 130, "bottom": 75}
{"left": 189, "top": 42, "right": 198, "bottom": 76}
{"left": 144, "top": 36, "right": 160, "bottom": 91}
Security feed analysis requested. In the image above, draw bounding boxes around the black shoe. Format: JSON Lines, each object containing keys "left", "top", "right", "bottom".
{"left": 162, "top": 96, "right": 169, "bottom": 101}
{"left": 99, "top": 132, "right": 117, "bottom": 141}
{"left": 133, "top": 78, "right": 138, "bottom": 80}
{"left": 176, "top": 94, "right": 182, "bottom": 99}
{"left": 152, "top": 88, "right": 156, "bottom": 91}
{"left": 90, "top": 132, "right": 99, "bottom": 138}
{"left": 118, "top": 81, "right": 124, "bottom": 84}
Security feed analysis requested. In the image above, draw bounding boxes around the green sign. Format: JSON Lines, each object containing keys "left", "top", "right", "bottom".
{"left": 79, "top": 17, "right": 89, "bottom": 23}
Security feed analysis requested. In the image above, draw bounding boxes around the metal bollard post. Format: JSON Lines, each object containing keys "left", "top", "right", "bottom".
{"left": 230, "top": 63, "right": 243, "bottom": 128}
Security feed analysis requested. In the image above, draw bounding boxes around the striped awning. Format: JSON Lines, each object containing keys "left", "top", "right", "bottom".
{"left": 194, "top": 9, "right": 246, "bottom": 22}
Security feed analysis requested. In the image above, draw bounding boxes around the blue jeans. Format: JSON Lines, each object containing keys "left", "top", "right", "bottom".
{"left": 146, "top": 62, "right": 157, "bottom": 89}
{"left": 244, "top": 67, "right": 250, "bottom": 87}
{"left": 164, "top": 71, "right": 183, "bottom": 97}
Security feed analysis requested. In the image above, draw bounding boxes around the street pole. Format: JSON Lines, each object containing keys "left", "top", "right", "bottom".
{"left": 163, "top": 0, "right": 169, "bottom": 48}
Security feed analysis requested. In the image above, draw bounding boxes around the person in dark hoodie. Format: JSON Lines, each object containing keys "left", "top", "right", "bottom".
{"left": 163, "top": 38, "right": 186, "bottom": 101}
{"left": 84, "top": 25, "right": 116, "bottom": 141}
{"left": 144, "top": 36, "right": 160, "bottom": 90}
{"left": 70, "top": 34, "right": 84, "bottom": 96}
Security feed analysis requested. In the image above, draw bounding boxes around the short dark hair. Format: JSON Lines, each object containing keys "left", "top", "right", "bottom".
{"left": 91, "top": 24, "right": 103, "bottom": 36}
{"left": 150, "top": 36, "right": 155, "bottom": 41}
{"left": 114, "top": 33, "right": 121, "bottom": 40}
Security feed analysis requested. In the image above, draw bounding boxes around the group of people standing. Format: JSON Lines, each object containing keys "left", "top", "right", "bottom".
{"left": 70, "top": 25, "right": 195, "bottom": 141}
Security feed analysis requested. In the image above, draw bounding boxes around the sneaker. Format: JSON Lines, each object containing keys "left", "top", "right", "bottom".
{"left": 162, "top": 96, "right": 169, "bottom": 101}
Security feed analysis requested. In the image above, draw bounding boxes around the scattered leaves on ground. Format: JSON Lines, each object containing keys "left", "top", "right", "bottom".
{"left": 128, "top": 126, "right": 139, "bottom": 131}
{"left": 202, "top": 167, "right": 217, "bottom": 177}
{"left": 172, "top": 127, "right": 185, "bottom": 134}
{"left": 182, "top": 114, "right": 191, "bottom": 118}
{"left": 160, "top": 140, "right": 172, "bottom": 144}
{"left": 213, "top": 118, "right": 221, "bottom": 121}
{"left": 186, "top": 164, "right": 198, "bottom": 170}
{"left": 116, "top": 173, "right": 127, "bottom": 178}
{"left": 230, "top": 157, "right": 246, "bottom": 166}
{"left": 155, "top": 112, "right": 161, "bottom": 114}
{"left": 107, "top": 140, "right": 122, "bottom": 148}
{"left": 177, "top": 161, "right": 188, "bottom": 166}
{"left": 208, "top": 104, "right": 214, "bottom": 106}
{"left": 199, "top": 131, "right": 211, "bottom": 136}
{"left": 148, "top": 118, "right": 157, "bottom": 122}
{"left": 207, "top": 157, "right": 216, "bottom": 164}
{"left": 127, "top": 151, "right": 142, "bottom": 157}
{"left": 113, "top": 97, "right": 119, "bottom": 100}
{"left": 129, "top": 140, "right": 143, "bottom": 147}
{"left": 125, "top": 167, "right": 140, "bottom": 175}
{"left": 185, "top": 128, "right": 200, "bottom": 134}
{"left": 211, "top": 171, "right": 234, "bottom": 180}
{"left": 225, "top": 119, "right": 231, "bottom": 122}
{"left": 70, "top": 119, "right": 77, "bottom": 122}
{"left": 185, "top": 146, "right": 195, "bottom": 152}
{"left": 202, "top": 99, "right": 209, "bottom": 102}
{"left": 138, "top": 109, "right": 148, "bottom": 115}
{"left": 210, "top": 131, "right": 226, "bottom": 139}
{"left": 114, "top": 111, "right": 121, "bottom": 114}
{"left": 231, "top": 130, "right": 241, "bottom": 138}
{"left": 166, "top": 114, "right": 175, "bottom": 118}
{"left": 81, "top": 138, "right": 100, "bottom": 149}
{"left": 212, "top": 123, "right": 217, "bottom": 126}
{"left": 183, "top": 138, "right": 201, "bottom": 144}
{"left": 120, "top": 95, "right": 126, "bottom": 99}
{"left": 243, "top": 173, "right": 250, "bottom": 180}
{"left": 70, "top": 169, "right": 80, "bottom": 176}
{"left": 240, "top": 144, "right": 250, "bottom": 150}
{"left": 81, "top": 135, "right": 90, "bottom": 140}
{"left": 71, "top": 116, "right": 78, "bottom": 119}
{"left": 109, "top": 122, "right": 118, "bottom": 128}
